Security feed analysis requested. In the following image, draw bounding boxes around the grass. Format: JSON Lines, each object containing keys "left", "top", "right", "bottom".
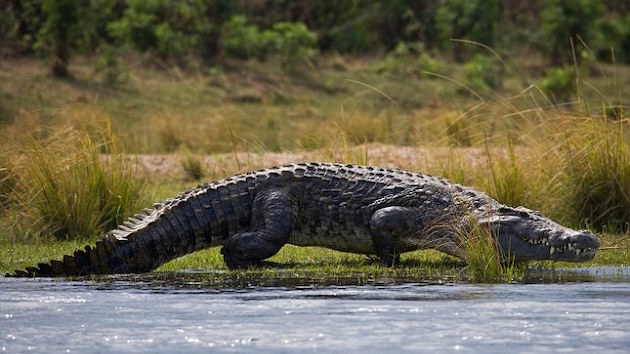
{"left": 556, "top": 118, "right": 630, "bottom": 231}
{"left": 456, "top": 217, "right": 522, "bottom": 283}
{"left": 0, "top": 237, "right": 90, "bottom": 275}
{"left": 180, "top": 149, "right": 205, "bottom": 181}
{"left": 0, "top": 159, "right": 16, "bottom": 212}
{"left": 1, "top": 125, "right": 150, "bottom": 240}
{"left": 2, "top": 234, "right": 627, "bottom": 282}
{"left": 0, "top": 54, "right": 628, "bottom": 283}
{"left": 7, "top": 55, "right": 623, "bottom": 154}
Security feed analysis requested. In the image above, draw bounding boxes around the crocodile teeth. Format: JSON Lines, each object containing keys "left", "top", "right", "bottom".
{"left": 550, "top": 247, "right": 556, "bottom": 255}
{"left": 520, "top": 235, "right": 548, "bottom": 245}
{"left": 576, "top": 249, "right": 581, "bottom": 256}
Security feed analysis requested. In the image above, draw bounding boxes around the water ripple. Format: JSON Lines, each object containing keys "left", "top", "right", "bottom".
{"left": 1, "top": 267, "right": 629, "bottom": 353}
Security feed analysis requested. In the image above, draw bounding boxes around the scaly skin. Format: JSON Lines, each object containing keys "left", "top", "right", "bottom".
{"left": 7, "top": 162, "right": 600, "bottom": 277}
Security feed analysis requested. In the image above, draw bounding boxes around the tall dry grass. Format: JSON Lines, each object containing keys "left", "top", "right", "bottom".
{"left": 547, "top": 117, "right": 629, "bottom": 231}
{"left": 3, "top": 125, "right": 149, "bottom": 240}
{"left": 0, "top": 160, "right": 16, "bottom": 212}
{"left": 424, "top": 50, "right": 629, "bottom": 233}
{"left": 467, "top": 117, "right": 627, "bottom": 233}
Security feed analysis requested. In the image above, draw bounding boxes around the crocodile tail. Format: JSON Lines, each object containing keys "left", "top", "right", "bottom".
{"left": 8, "top": 239, "right": 118, "bottom": 277}
{"left": 7, "top": 189, "right": 216, "bottom": 277}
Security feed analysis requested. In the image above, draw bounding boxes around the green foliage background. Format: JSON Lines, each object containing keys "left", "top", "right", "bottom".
{"left": 1, "top": 0, "right": 629, "bottom": 75}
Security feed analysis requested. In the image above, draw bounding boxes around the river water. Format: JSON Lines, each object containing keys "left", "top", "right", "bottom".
{"left": 1, "top": 267, "right": 629, "bottom": 353}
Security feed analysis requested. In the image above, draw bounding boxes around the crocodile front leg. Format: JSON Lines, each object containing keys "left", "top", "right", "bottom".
{"left": 221, "top": 188, "right": 295, "bottom": 269}
{"left": 369, "top": 207, "right": 424, "bottom": 267}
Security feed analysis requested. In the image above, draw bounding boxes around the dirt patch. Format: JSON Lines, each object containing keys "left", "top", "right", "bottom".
{"left": 130, "top": 144, "right": 516, "bottom": 183}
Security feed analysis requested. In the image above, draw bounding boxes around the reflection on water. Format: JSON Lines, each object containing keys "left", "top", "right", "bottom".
{"left": 526, "top": 266, "right": 630, "bottom": 284}
{"left": 1, "top": 267, "right": 629, "bottom": 353}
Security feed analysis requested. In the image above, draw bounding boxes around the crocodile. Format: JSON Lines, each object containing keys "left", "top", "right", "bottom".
{"left": 7, "top": 162, "right": 600, "bottom": 277}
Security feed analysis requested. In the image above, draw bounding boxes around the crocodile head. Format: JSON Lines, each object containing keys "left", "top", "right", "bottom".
{"left": 478, "top": 206, "right": 600, "bottom": 262}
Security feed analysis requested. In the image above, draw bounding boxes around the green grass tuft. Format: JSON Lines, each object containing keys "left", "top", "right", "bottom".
{"left": 9, "top": 126, "right": 150, "bottom": 240}
{"left": 457, "top": 218, "right": 523, "bottom": 283}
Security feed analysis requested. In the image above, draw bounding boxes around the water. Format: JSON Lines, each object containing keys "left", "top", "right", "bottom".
{"left": 1, "top": 267, "right": 629, "bottom": 353}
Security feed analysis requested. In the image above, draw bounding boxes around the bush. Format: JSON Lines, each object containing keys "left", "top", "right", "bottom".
{"left": 220, "top": 15, "right": 267, "bottom": 60}
{"left": 73, "top": 0, "right": 120, "bottom": 53}
{"left": 107, "top": 3, "right": 162, "bottom": 53}
{"left": 221, "top": 16, "right": 318, "bottom": 68}
{"left": 265, "top": 22, "right": 318, "bottom": 68}
{"left": 541, "top": 0, "right": 605, "bottom": 66}
{"left": 107, "top": 0, "right": 215, "bottom": 63}
{"left": 435, "top": 0, "right": 501, "bottom": 62}
{"left": 327, "top": 24, "right": 373, "bottom": 54}
{"left": 153, "top": 22, "right": 189, "bottom": 61}
{"left": 418, "top": 52, "right": 444, "bottom": 74}
{"left": 463, "top": 55, "right": 503, "bottom": 93}
{"left": 377, "top": 41, "right": 427, "bottom": 76}
{"left": 594, "top": 14, "right": 630, "bottom": 64}
{"left": 540, "top": 66, "right": 576, "bottom": 102}
{"left": 0, "top": 6, "right": 18, "bottom": 52}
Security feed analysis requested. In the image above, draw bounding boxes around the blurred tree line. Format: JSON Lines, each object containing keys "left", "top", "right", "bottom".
{"left": 1, "top": 0, "right": 628, "bottom": 77}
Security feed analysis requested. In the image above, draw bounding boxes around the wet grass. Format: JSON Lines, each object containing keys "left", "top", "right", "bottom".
{"left": 0, "top": 236, "right": 91, "bottom": 275}
{"left": 2, "top": 234, "right": 627, "bottom": 283}
{"left": 156, "top": 246, "right": 468, "bottom": 285}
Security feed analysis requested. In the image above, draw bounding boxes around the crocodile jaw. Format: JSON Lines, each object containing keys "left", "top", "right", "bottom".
{"left": 500, "top": 228, "right": 599, "bottom": 262}
{"left": 479, "top": 206, "right": 600, "bottom": 262}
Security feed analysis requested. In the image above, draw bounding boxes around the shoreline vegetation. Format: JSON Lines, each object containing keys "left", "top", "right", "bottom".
{"left": 1, "top": 0, "right": 629, "bottom": 283}
{"left": 1, "top": 100, "right": 628, "bottom": 283}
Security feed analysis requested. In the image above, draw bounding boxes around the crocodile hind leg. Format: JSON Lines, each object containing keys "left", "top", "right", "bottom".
{"left": 221, "top": 188, "right": 295, "bottom": 269}
{"left": 369, "top": 207, "right": 424, "bottom": 267}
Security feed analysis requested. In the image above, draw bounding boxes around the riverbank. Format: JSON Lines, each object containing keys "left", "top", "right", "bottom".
{"left": 2, "top": 232, "right": 628, "bottom": 284}
{"left": 2, "top": 148, "right": 628, "bottom": 282}
{"left": 1, "top": 57, "right": 628, "bottom": 282}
